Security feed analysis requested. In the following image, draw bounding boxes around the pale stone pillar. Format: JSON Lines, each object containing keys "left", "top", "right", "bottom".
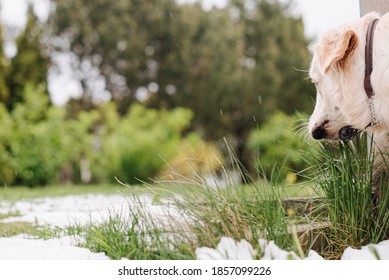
{"left": 359, "top": 0, "right": 389, "bottom": 15}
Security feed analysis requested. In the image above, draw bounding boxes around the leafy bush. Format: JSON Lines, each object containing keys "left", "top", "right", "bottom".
{"left": 246, "top": 112, "right": 316, "bottom": 182}
{"left": 0, "top": 86, "right": 75, "bottom": 186}
{"left": 0, "top": 104, "right": 15, "bottom": 184}
{"left": 101, "top": 104, "right": 194, "bottom": 184}
{"left": 0, "top": 87, "right": 217, "bottom": 186}
{"left": 158, "top": 133, "right": 225, "bottom": 180}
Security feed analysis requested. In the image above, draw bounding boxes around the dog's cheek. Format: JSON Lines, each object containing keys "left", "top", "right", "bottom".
{"left": 342, "top": 101, "right": 372, "bottom": 129}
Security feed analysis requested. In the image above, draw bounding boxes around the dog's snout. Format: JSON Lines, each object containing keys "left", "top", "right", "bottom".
{"left": 311, "top": 120, "right": 329, "bottom": 140}
{"left": 312, "top": 126, "right": 326, "bottom": 140}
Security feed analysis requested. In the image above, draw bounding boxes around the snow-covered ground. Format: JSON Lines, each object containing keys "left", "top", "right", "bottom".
{"left": 0, "top": 193, "right": 388, "bottom": 260}
{"left": 0, "top": 194, "right": 174, "bottom": 227}
{"left": 0, "top": 193, "right": 182, "bottom": 260}
{"left": 0, "top": 235, "right": 109, "bottom": 260}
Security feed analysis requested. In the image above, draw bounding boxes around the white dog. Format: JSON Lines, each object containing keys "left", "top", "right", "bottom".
{"left": 308, "top": 12, "right": 389, "bottom": 141}
{"left": 308, "top": 12, "right": 389, "bottom": 201}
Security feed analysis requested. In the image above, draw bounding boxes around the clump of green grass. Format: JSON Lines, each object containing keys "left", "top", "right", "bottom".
{"left": 180, "top": 172, "right": 293, "bottom": 252}
{"left": 150, "top": 144, "right": 313, "bottom": 257}
{"left": 73, "top": 203, "right": 196, "bottom": 260}
{"left": 309, "top": 133, "right": 389, "bottom": 258}
{"left": 74, "top": 180, "right": 303, "bottom": 260}
{"left": 72, "top": 140, "right": 320, "bottom": 260}
{"left": 0, "top": 211, "right": 21, "bottom": 220}
{"left": 0, "top": 211, "right": 38, "bottom": 237}
{"left": 0, "top": 222, "right": 37, "bottom": 237}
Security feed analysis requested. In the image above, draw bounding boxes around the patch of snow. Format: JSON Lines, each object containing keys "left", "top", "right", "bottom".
{"left": 196, "top": 237, "right": 257, "bottom": 260}
{"left": 197, "top": 237, "right": 389, "bottom": 260}
{"left": 258, "top": 239, "right": 300, "bottom": 260}
{"left": 0, "top": 235, "right": 109, "bottom": 260}
{"left": 0, "top": 193, "right": 191, "bottom": 259}
{"left": 0, "top": 194, "right": 128, "bottom": 227}
{"left": 0, "top": 193, "right": 194, "bottom": 259}
{"left": 0, "top": 194, "right": 183, "bottom": 228}
{"left": 341, "top": 240, "right": 389, "bottom": 260}
{"left": 305, "top": 250, "right": 325, "bottom": 260}
{"left": 197, "top": 237, "right": 324, "bottom": 260}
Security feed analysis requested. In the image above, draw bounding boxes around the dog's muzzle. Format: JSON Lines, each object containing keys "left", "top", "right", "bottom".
{"left": 339, "top": 126, "right": 358, "bottom": 141}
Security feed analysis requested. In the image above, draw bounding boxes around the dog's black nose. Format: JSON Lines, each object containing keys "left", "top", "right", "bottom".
{"left": 312, "top": 126, "right": 326, "bottom": 140}
{"left": 339, "top": 126, "right": 357, "bottom": 141}
{"left": 311, "top": 120, "right": 329, "bottom": 140}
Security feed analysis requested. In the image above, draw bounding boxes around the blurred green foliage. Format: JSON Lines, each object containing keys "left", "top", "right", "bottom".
{"left": 50, "top": 0, "right": 314, "bottom": 169}
{"left": 102, "top": 104, "right": 194, "bottom": 184}
{"left": 0, "top": 26, "right": 8, "bottom": 103}
{"left": 0, "top": 85, "right": 202, "bottom": 186}
{"left": 0, "top": 6, "right": 49, "bottom": 110}
{"left": 0, "top": 0, "right": 316, "bottom": 186}
{"left": 246, "top": 112, "right": 316, "bottom": 182}
{"left": 0, "top": 86, "right": 70, "bottom": 185}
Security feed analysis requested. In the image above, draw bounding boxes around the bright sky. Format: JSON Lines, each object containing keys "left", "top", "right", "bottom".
{"left": 293, "top": 0, "right": 360, "bottom": 39}
{"left": 0, "top": 0, "right": 361, "bottom": 104}
{"left": 0, "top": 0, "right": 49, "bottom": 26}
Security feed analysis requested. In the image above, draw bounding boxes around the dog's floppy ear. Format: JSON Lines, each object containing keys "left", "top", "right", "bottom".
{"left": 320, "top": 30, "right": 358, "bottom": 73}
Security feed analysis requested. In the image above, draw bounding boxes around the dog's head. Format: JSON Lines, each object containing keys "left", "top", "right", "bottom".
{"left": 308, "top": 15, "right": 378, "bottom": 141}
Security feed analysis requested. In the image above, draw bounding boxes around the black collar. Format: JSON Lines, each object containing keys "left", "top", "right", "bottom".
{"left": 364, "top": 18, "right": 382, "bottom": 129}
{"left": 364, "top": 18, "right": 379, "bottom": 98}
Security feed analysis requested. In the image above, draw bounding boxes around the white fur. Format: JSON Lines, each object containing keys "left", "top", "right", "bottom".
{"left": 308, "top": 12, "right": 389, "bottom": 140}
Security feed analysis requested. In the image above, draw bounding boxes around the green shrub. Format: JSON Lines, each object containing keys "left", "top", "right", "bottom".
{"left": 158, "top": 133, "right": 224, "bottom": 180}
{"left": 0, "top": 88, "right": 214, "bottom": 186}
{"left": 3, "top": 87, "right": 74, "bottom": 186}
{"left": 0, "top": 104, "right": 15, "bottom": 184}
{"left": 102, "top": 104, "right": 194, "bottom": 184}
{"left": 246, "top": 112, "right": 316, "bottom": 182}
